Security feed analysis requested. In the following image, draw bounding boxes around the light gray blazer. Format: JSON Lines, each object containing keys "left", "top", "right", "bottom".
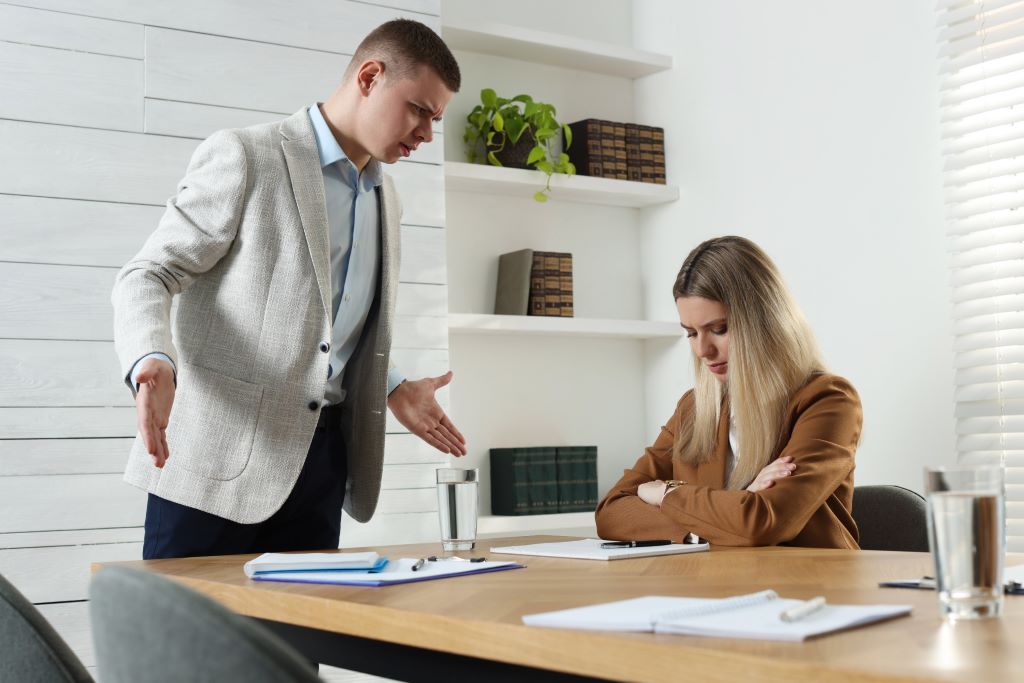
{"left": 111, "top": 108, "right": 400, "bottom": 525}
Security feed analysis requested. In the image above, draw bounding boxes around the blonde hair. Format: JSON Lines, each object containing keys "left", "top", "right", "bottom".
{"left": 672, "top": 236, "right": 826, "bottom": 489}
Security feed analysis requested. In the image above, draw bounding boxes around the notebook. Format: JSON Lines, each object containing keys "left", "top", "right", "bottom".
{"left": 250, "top": 557, "right": 525, "bottom": 586}
{"left": 523, "top": 590, "right": 912, "bottom": 641}
{"left": 243, "top": 552, "right": 385, "bottom": 577}
{"left": 491, "top": 538, "right": 709, "bottom": 561}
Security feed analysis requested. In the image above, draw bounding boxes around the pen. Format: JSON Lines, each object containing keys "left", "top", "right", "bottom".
{"left": 779, "top": 596, "right": 826, "bottom": 623}
{"left": 411, "top": 557, "right": 426, "bottom": 572}
{"left": 600, "top": 540, "right": 672, "bottom": 549}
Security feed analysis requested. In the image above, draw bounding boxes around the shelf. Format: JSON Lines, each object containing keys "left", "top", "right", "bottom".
{"left": 478, "top": 511, "right": 597, "bottom": 536}
{"left": 441, "top": 19, "right": 672, "bottom": 78}
{"left": 448, "top": 314, "right": 682, "bottom": 340}
{"left": 444, "top": 161, "right": 678, "bottom": 208}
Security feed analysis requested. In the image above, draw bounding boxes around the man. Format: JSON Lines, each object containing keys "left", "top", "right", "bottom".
{"left": 112, "top": 19, "right": 466, "bottom": 560}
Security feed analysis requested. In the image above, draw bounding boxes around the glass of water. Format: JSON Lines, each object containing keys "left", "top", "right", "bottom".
{"left": 924, "top": 465, "right": 1004, "bottom": 620}
{"left": 436, "top": 468, "right": 479, "bottom": 551}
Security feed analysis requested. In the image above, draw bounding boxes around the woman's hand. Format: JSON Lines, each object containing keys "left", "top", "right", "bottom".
{"left": 638, "top": 480, "right": 668, "bottom": 506}
{"left": 746, "top": 455, "right": 796, "bottom": 492}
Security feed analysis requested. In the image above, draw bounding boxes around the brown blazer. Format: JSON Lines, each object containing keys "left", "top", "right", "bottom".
{"left": 595, "top": 373, "right": 862, "bottom": 548}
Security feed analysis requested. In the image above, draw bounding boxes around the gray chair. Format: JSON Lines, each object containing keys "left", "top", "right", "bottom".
{"left": 0, "top": 571, "right": 93, "bottom": 683}
{"left": 852, "top": 485, "right": 929, "bottom": 552}
{"left": 90, "top": 566, "right": 321, "bottom": 683}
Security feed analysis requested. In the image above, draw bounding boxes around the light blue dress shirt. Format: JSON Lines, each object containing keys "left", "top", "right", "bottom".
{"left": 130, "top": 105, "right": 405, "bottom": 404}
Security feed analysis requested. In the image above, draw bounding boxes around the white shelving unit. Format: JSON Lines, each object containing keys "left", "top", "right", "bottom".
{"left": 449, "top": 313, "right": 681, "bottom": 340}
{"left": 441, "top": 19, "right": 672, "bottom": 78}
{"left": 442, "top": 14, "right": 678, "bottom": 532}
{"left": 445, "top": 161, "right": 678, "bottom": 208}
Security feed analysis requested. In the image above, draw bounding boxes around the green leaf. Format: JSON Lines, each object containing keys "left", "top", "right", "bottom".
{"left": 481, "top": 88, "right": 497, "bottom": 108}
{"left": 486, "top": 151, "right": 502, "bottom": 167}
{"left": 533, "top": 191, "right": 549, "bottom": 203}
{"left": 563, "top": 124, "right": 573, "bottom": 149}
{"left": 524, "top": 102, "right": 539, "bottom": 119}
{"left": 512, "top": 94, "right": 534, "bottom": 104}
{"left": 536, "top": 160, "right": 554, "bottom": 175}
{"left": 486, "top": 131, "right": 495, "bottom": 145}
{"left": 566, "top": 162, "right": 576, "bottom": 175}
{"left": 535, "top": 127, "right": 556, "bottom": 140}
{"left": 505, "top": 118, "right": 527, "bottom": 144}
{"left": 492, "top": 111, "right": 504, "bottom": 132}
{"left": 559, "top": 153, "right": 570, "bottom": 164}
{"left": 526, "top": 146, "right": 546, "bottom": 165}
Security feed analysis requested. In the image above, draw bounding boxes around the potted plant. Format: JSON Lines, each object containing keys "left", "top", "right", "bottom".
{"left": 463, "top": 88, "right": 575, "bottom": 202}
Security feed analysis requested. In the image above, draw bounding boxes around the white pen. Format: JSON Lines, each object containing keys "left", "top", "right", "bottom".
{"left": 779, "top": 596, "right": 826, "bottom": 623}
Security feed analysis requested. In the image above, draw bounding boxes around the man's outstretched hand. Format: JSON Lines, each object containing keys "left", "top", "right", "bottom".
{"left": 387, "top": 371, "right": 467, "bottom": 455}
{"left": 135, "top": 358, "right": 176, "bottom": 468}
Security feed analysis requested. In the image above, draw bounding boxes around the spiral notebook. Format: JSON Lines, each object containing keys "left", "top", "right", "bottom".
{"left": 522, "top": 590, "right": 911, "bottom": 641}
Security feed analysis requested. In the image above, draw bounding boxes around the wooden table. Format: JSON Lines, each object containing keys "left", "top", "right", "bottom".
{"left": 96, "top": 537, "right": 1024, "bottom": 682}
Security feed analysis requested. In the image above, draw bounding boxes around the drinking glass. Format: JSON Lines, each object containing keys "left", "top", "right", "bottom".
{"left": 436, "top": 468, "right": 479, "bottom": 551}
{"left": 924, "top": 465, "right": 1004, "bottom": 620}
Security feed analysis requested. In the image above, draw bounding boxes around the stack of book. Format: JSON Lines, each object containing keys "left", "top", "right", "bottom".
{"left": 493, "top": 249, "right": 574, "bottom": 317}
{"left": 490, "top": 446, "right": 598, "bottom": 515}
{"left": 565, "top": 119, "right": 666, "bottom": 184}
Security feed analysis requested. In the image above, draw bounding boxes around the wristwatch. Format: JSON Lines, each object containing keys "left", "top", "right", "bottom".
{"left": 664, "top": 479, "right": 687, "bottom": 494}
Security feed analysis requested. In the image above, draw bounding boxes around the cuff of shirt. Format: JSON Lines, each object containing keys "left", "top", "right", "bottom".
{"left": 387, "top": 368, "right": 406, "bottom": 396}
{"left": 129, "top": 353, "right": 176, "bottom": 392}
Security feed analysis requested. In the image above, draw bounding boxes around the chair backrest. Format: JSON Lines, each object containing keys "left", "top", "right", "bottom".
{"left": 0, "top": 572, "right": 93, "bottom": 683}
{"left": 853, "top": 485, "right": 930, "bottom": 552}
{"left": 90, "top": 566, "right": 322, "bottom": 683}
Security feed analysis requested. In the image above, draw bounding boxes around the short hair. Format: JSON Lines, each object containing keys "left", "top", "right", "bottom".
{"left": 346, "top": 19, "right": 461, "bottom": 92}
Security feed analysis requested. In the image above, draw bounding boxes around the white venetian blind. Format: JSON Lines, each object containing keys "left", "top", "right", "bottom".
{"left": 937, "top": 0, "right": 1024, "bottom": 551}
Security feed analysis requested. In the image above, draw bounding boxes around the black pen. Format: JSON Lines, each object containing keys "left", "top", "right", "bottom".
{"left": 600, "top": 540, "right": 672, "bottom": 549}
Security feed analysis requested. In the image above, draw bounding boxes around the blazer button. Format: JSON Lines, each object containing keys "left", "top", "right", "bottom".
{"left": 308, "top": 401, "right": 319, "bottom": 411}
{"left": 319, "top": 341, "right": 330, "bottom": 353}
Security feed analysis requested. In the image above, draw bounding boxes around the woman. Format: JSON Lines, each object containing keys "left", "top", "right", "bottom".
{"left": 595, "top": 236, "right": 861, "bottom": 548}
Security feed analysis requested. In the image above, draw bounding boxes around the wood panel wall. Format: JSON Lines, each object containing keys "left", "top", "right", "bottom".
{"left": 0, "top": 1, "right": 447, "bottom": 678}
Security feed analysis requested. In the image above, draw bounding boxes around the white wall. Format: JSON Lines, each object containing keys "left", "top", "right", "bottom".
{"left": 633, "top": 0, "right": 955, "bottom": 492}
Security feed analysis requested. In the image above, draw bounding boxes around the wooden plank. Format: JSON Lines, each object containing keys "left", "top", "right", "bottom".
{"left": 383, "top": 433, "right": 449, "bottom": 465}
{"left": 145, "top": 27, "right": 346, "bottom": 116}
{"left": 399, "top": 225, "right": 446, "bottom": 284}
{"left": 0, "top": 119, "right": 196, "bottom": 205}
{"left": 380, "top": 463, "right": 438, "bottom": 490}
{"left": 0, "top": 41, "right": 143, "bottom": 131}
{"left": 0, "top": 265, "right": 442, "bottom": 341}
{"left": 0, "top": 3, "right": 142, "bottom": 58}
{"left": 13, "top": 1, "right": 440, "bottom": 53}
{"left": 388, "top": 161, "right": 445, "bottom": 227}
{"left": 0, "top": 473, "right": 145, "bottom": 534}
{"left": 0, "top": 527, "right": 143, "bottom": 550}
{"left": 0, "top": 262, "right": 116, "bottom": 341}
{"left": 0, "top": 407, "right": 136, "bottom": 439}
{"left": 145, "top": 98, "right": 445, "bottom": 142}
{"left": 392, "top": 315, "right": 448, "bottom": 351}
{"left": 0, "top": 340, "right": 127, "bottom": 407}
{"left": 36, "top": 602, "right": 93, "bottom": 668}
{"left": 0, "top": 541, "right": 142, "bottom": 603}
{"left": 0, "top": 438, "right": 129, "bottom": 476}
{"left": 1, "top": 195, "right": 161, "bottom": 267}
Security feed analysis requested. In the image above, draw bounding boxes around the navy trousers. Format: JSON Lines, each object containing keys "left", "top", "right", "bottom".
{"left": 143, "top": 415, "right": 347, "bottom": 560}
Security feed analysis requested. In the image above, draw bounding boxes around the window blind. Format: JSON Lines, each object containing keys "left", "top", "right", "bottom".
{"left": 937, "top": 0, "right": 1024, "bottom": 551}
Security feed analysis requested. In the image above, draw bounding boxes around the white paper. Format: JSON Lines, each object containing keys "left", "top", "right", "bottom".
{"left": 243, "top": 552, "right": 380, "bottom": 577}
{"left": 523, "top": 595, "right": 712, "bottom": 631}
{"left": 491, "top": 538, "right": 709, "bottom": 561}
{"left": 251, "top": 557, "right": 522, "bottom": 586}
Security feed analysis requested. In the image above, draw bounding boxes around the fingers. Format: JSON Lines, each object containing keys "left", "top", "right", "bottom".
{"left": 431, "top": 370, "right": 454, "bottom": 389}
{"left": 440, "top": 414, "right": 466, "bottom": 446}
{"left": 431, "top": 424, "right": 466, "bottom": 456}
{"left": 420, "top": 430, "right": 452, "bottom": 454}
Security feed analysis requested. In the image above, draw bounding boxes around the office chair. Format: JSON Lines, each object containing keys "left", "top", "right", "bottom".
{"left": 0, "top": 571, "right": 94, "bottom": 682}
{"left": 852, "top": 485, "right": 929, "bottom": 552}
{"left": 90, "top": 566, "right": 322, "bottom": 682}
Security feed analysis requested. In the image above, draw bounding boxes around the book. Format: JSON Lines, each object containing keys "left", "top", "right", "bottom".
{"left": 524, "top": 446, "right": 559, "bottom": 513}
{"left": 555, "top": 446, "right": 596, "bottom": 512}
{"left": 243, "top": 552, "right": 384, "bottom": 577}
{"left": 625, "top": 123, "right": 642, "bottom": 182}
{"left": 251, "top": 557, "right": 524, "bottom": 587}
{"left": 494, "top": 249, "right": 534, "bottom": 315}
{"left": 557, "top": 252, "right": 573, "bottom": 317}
{"left": 542, "top": 252, "right": 561, "bottom": 316}
{"left": 490, "top": 448, "right": 531, "bottom": 515}
{"left": 521, "top": 589, "right": 912, "bottom": 641}
{"left": 528, "top": 251, "right": 546, "bottom": 316}
{"left": 491, "top": 538, "right": 709, "bottom": 561}
{"left": 565, "top": 119, "right": 605, "bottom": 177}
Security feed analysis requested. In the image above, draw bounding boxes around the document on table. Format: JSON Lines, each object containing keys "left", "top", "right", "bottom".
{"left": 490, "top": 538, "right": 709, "bottom": 561}
{"left": 243, "top": 552, "right": 385, "bottom": 577}
{"left": 250, "top": 557, "right": 525, "bottom": 586}
{"left": 523, "top": 590, "right": 911, "bottom": 641}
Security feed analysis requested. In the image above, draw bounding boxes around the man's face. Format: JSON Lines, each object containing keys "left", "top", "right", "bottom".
{"left": 360, "top": 64, "right": 453, "bottom": 164}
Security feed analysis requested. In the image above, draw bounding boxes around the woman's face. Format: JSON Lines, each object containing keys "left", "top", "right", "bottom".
{"left": 676, "top": 296, "right": 729, "bottom": 383}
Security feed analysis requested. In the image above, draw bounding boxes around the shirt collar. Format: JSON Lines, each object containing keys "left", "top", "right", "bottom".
{"left": 308, "top": 103, "right": 383, "bottom": 192}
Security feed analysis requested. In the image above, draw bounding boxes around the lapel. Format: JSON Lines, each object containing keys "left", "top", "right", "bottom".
{"left": 279, "top": 109, "right": 331, "bottom": 321}
{"left": 376, "top": 176, "right": 399, "bottom": 308}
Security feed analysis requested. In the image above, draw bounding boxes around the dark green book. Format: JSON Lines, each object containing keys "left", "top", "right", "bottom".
{"left": 523, "top": 446, "right": 559, "bottom": 514}
{"left": 490, "top": 448, "right": 530, "bottom": 515}
{"left": 556, "top": 446, "right": 599, "bottom": 512}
